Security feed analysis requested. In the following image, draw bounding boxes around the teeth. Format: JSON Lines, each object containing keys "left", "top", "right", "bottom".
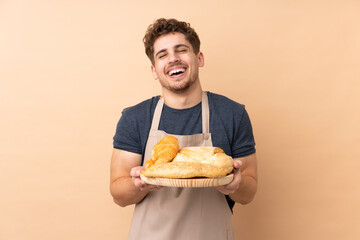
{"left": 169, "top": 68, "right": 185, "bottom": 76}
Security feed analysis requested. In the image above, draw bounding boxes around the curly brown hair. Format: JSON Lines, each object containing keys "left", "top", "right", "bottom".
{"left": 143, "top": 18, "right": 201, "bottom": 65}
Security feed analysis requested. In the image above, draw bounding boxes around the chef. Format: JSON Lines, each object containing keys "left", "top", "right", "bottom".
{"left": 110, "top": 18, "right": 258, "bottom": 240}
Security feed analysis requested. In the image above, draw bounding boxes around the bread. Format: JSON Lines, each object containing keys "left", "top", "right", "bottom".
{"left": 142, "top": 137, "right": 234, "bottom": 178}
{"left": 144, "top": 136, "right": 180, "bottom": 169}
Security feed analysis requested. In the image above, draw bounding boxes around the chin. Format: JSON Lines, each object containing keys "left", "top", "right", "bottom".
{"left": 169, "top": 84, "right": 191, "bottom": 93}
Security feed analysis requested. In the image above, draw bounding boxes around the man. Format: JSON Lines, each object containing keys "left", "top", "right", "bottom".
{"left": 110, "top": 18, "right": 257, "bottom": 240}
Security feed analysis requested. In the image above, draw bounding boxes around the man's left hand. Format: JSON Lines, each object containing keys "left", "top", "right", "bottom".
{"left": 216, "top": 160, "right": 242, "bottom": 195}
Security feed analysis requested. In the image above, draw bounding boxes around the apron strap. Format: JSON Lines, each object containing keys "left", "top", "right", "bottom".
{"left": 201, "top": 91, "right": 210, "bottom": 133}
{"left": 150, "top": 92, "right": 210, "bottom": 133}
{"left": 150, "top": 96, "right": 164, "bottom": 130}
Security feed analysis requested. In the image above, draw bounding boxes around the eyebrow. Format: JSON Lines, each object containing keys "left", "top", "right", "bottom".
{"left": 155, "top": 44, "right": 190, "bottom": 58}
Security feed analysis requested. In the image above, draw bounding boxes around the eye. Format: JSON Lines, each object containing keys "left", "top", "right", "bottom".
{"left": 158, "top": 53, "right": 167, "bottom": 59}
{"left": 177, "top": 49, "right": 187, "bottom": 53}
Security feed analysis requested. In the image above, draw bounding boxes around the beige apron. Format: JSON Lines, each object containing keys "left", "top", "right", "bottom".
{"left": 128, "top": 92, "right": 235, "bottom": 240}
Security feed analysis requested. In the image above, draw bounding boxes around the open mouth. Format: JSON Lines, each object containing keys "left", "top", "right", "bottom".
{"left": 167, "top": 66, "right": 187, "bottom": 77}
{"left": 169, "top": 68, "right": 185, "bottom": 76}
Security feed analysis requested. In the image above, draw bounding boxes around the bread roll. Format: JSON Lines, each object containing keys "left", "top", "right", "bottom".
{"left": 144, "top": 136, "right": 179, "bottom": 169}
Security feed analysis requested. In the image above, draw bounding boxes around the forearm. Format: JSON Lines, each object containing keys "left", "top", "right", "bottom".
{"left": 110, "top": 150, "right": 151, "bottom": 207}
{"left": 229, "top": 174, "right": 257, "bottom": 204}
{"left": 110, "top": 176, "right": 149, "bottom": 207}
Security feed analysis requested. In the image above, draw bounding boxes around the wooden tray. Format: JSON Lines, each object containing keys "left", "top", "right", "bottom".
{"left": 140, "top": 174, "right": 234, "bottom": 188}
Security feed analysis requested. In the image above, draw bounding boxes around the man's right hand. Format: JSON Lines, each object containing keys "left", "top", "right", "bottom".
{"left": 130, "top": 166, "right": 163, "bottom": 192}
{"left": 110, "top": 149, "right": 161, "bottom": 207}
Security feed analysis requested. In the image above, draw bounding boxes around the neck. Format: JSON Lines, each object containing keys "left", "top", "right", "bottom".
{"left": 162, "top": 82, "right": 203, "bottom": 109}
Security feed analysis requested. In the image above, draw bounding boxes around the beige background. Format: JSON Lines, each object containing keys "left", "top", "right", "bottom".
{"left": 1, "top": 0, "right": 359, "bottom": 239}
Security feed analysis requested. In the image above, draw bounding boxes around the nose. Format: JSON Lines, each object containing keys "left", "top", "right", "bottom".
{"left": 168, "top": 51, "right": 180, "bottom": 63}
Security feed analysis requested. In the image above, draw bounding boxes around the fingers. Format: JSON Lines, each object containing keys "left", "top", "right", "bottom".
{"left": 135, "top": 178, "right": 161, "bottom": 191}
{"left": 139, "top": 183, "right": 163, "bottom": 192}
{"left": 216, "top": 180, "right": 240, "bottom": 195}
{"left": 130, "top": 166, "right": 163, "bottom": 192}
{"left": 233, "top": 159, "right": 243, "bottom": 169}
{"left": 130, "top": 166, "right": 144, "bottom": 178}
{"left": 216, "top": 161, "right": 242, "bottom": 195}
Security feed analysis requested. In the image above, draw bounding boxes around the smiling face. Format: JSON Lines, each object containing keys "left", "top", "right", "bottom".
{"left": 151, "top": 32, "right": 204, "bottom": 94}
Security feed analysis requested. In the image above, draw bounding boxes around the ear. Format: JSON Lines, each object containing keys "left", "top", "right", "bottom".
{"left": 151, "top": 65, "right": 158, "bottom": 79}
{"left": 197, "top": 51, "right": 205, "bottom": 67}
